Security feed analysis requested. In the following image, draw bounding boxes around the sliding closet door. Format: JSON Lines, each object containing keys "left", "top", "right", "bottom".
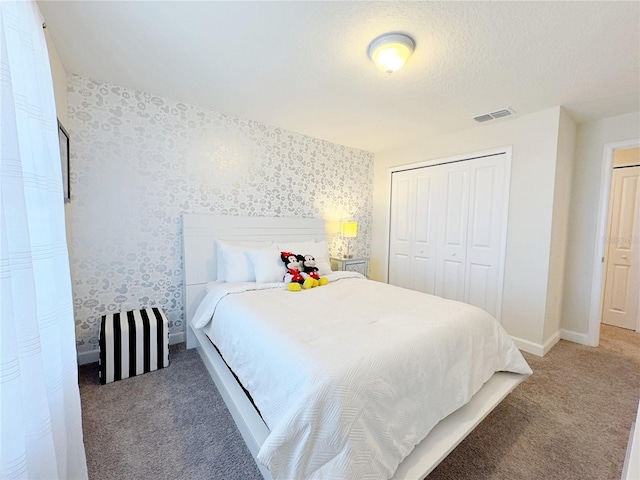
{"left": 388, "top": 153, "right": 510, "bottom": 320}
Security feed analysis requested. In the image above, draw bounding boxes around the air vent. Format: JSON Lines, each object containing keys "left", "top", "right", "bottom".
{"left": 490, "top": 109, "right": 512, "bottom": 119}
{"left": 473, "top": 114, "right": 493, "bottom": 123}
{"left": 474, "top": 107, "right": 516, "bottom": 123}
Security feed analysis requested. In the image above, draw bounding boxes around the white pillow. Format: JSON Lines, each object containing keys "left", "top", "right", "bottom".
{"left": 215, "top": 240, "right": 271, "bottom": 282}
{"left": 277, "top": 240, "right": 316, "bottom": 256}
{"left": 277, "top": 240, "right": 332, "bottom": 276}
{"left": 312, "top": 240, "right": 333, "bottom": 275}
{"left": 247, "top": 245, "right": 285, "bottom": 283}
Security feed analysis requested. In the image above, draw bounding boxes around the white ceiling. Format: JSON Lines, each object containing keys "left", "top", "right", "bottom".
{"left": 38, "top": 1, "right": 640, "bottom": 153}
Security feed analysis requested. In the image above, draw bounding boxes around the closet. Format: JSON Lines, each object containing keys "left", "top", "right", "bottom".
{"left": 388, "top": 152, "right": 510, "bottom": 320}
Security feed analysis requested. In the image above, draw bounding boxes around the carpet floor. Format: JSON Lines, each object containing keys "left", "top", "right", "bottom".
{"left": 79, "top": 324, "right": 640, "bottom": 479}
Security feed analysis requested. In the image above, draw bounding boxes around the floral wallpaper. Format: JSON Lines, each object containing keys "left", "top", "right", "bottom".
{"left": 66, "top": 74, "right": 374, "bottom": 359}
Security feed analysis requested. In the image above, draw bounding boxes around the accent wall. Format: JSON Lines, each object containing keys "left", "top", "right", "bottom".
{"left": 65, "top": 74, "right": 374, "bottom": 362}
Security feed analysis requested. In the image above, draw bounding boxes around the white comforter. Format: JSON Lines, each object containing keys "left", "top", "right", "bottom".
{"left": 192, "top": 272, "right": 532, "bottom": 480}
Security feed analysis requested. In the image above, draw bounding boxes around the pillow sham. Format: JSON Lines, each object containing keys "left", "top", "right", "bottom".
{"left": 247, "top": 245, "right": 286, "bottom": 283}
{"left": 215, "top": 240, "right": 271, "bottom": 282}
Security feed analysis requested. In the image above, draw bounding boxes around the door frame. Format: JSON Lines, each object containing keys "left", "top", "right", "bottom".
{"left": 588, "top": 138, "right": 640, "bottom": 346}
{"left": 385, "top": 146, "right": 512, "bottom": 321}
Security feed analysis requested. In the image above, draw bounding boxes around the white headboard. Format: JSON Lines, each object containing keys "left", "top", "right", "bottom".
{"left": 182, "top": 214, "right": 327, "bottom": 326}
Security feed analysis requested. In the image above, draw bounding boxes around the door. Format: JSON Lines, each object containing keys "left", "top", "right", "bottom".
{"left": 388, "top": 153, "right": 509, "bottom": 320}
{"left": 388, "top": 168, "right": 438, "bottom": 293}
{"left": 463, "top": 158, "right": 508, "bottom": 318}
{"left": 602, "top": 165, "right": 640, "bottom": 330}
{"left": 435, "top": 162, "right": 469, "bottom": 301}
{"left": 388, "top": 169, "right": 415, "bottom": 290}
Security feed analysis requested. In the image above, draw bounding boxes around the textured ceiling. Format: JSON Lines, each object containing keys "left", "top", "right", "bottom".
{"left": 38, "top": 1, "right": 640, "bottom": 153}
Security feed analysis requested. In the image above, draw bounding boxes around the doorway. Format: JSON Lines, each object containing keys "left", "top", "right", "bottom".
{"left": 601, "top": 147, "right": 640, "bottom": 331}
{"left": 590, "top": 140, "right": 640, "bottom": 347}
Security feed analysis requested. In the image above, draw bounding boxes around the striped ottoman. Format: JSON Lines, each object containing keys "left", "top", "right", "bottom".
{"left": 99, "top": 307, "right": 169, "bottom": 384}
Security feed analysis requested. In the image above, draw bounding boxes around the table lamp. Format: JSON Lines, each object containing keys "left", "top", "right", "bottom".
{"left": 341, "top": 221, "right": 358, "bottom": 258}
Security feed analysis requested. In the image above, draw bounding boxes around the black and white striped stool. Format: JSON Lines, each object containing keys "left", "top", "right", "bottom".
{"left": 99, "top": 307, "right": 169, "bottom": 384}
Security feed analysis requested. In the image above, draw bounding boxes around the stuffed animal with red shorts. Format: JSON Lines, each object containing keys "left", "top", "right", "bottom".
{"left": 300, "top": 254, "right": 328, "bottom": 287}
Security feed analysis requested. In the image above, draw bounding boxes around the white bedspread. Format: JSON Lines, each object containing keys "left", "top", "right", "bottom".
{"left": 193, "top": 272, "right": 532, "bottom": 480}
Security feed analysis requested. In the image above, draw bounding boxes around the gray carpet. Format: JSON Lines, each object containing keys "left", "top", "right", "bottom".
{"left": 79, "top": 325, "right": 640, "bottom": 479}
{"left": 79, "top": 345, "right": 262, "bottom": 480}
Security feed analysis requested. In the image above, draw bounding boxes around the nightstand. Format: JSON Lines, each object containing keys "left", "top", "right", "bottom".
{"left": 330, "top": 257, "right": 369, "bottom": 278}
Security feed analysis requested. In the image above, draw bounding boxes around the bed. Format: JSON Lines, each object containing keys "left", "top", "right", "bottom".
{"left": 182, "top": 213, "right": 531, "bottom": 480}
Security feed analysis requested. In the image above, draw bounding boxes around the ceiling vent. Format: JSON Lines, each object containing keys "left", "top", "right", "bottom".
{"left": 474, "top": 107, "right": 516, "bottom": 123}
{"left": 473, "top": 114, "right": 493, "bottom": 123}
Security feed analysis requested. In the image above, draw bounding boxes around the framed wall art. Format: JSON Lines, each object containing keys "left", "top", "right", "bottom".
{"left": 58, "top": 120, "right": 70, "bottom": 202}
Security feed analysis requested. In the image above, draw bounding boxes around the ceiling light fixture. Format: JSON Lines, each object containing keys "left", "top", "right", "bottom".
{"left": 367, "top": 32, "right": 415, "bottom": 74}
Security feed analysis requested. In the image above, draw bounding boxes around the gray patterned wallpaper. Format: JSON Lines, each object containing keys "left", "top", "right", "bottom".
{"left": 66, "top": 74, "right": 374, "bottom": 359}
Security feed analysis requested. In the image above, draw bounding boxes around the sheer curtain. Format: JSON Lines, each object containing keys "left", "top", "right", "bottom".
{"left": 0, "top": 1, "right": 88, "bottom": 478}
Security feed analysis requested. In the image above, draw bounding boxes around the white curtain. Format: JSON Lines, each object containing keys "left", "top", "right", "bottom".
{"left": 0, "top": 1, "right": 88, "bottom": 479}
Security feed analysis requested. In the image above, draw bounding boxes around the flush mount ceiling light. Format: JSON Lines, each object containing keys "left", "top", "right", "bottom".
{"left": 367, "top": 32, "right": 415, "bottom": 74}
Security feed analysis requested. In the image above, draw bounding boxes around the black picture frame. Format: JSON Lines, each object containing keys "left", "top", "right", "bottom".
{"left": 58, "top": 120, "right": 70, "bottom": 202}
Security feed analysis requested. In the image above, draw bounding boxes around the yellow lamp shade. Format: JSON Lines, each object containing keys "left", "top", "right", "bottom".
{"left": 341, "top": 221, "right": 358, "bottom": 238}
{"left": 368, "top": 33, "right": 415, "bottom": 74}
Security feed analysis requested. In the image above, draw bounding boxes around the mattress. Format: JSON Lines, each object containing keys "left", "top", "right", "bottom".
{"left": 192, "top": 271, "right": 532, "bottom": 479}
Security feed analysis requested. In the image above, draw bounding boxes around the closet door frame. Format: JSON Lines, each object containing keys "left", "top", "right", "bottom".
{"left": 386, "top": 146, "right": 512, "bottom": 321}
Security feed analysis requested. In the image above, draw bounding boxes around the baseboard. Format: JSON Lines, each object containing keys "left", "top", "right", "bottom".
{"left": 542, "top": 331, "right": 561, "bottom": 355}
{"left": 170, "top": 331, "right": 185, "bottom": 345}
{"left": 560, "top": 329, "right": 589, "bottom": 346}
{"left": 77, "top": 331, "right": 186, "bottom": 366}
{"left": 77, "top": 349, "right": 100, "bottom": 366}
{"left": 510, "top": 336, "right": 544, "bottom": 356}
{"left": 511, "top": 330, "right": 560, "bottom": 357}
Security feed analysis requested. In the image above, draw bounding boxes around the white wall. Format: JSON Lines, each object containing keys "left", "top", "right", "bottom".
{"left": 42, "top": 20, "right": 77, "bottom": 299}
{"left": 561, "top": 111, "right": 640, "bottom": 337}
{"left": 372, "top": 107, "right": 566, "bottom": 353}
{"left": 543, "top": 108, "right": 576, "bottom": 344}
{"left": 43, "top": 26, "right": 67, "bottom": 125}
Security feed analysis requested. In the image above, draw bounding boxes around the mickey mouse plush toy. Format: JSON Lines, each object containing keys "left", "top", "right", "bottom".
{"left": 300, "top": 254, "right": 329, "bottom": 287}
{"left": 281, "top": 252, "right": 305, "bottom": 291}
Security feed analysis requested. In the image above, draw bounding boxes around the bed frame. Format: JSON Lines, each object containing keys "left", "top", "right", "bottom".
{"left": 182, "top": 213, "right": 526, "bottom": 480}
